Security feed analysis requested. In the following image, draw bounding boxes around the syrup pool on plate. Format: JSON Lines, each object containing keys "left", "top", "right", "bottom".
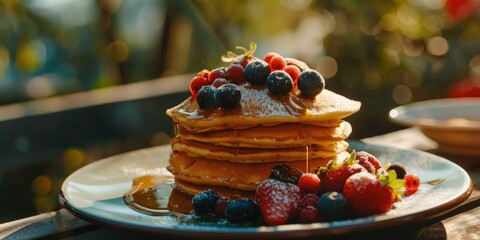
{"left": 123, "top": 142, "right": 314, "bottom": 219}
{"left": 123, "top": 175, "right": 193, "bottom": 217}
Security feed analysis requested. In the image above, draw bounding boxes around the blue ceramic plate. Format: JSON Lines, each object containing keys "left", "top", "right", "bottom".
{"left": 60, "top": 143, "right": 472, "bottom": 239}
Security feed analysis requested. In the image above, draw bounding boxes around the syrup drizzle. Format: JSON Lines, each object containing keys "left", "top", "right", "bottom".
{"left": 305, "top": 145, "right": 310, "bottom": 173}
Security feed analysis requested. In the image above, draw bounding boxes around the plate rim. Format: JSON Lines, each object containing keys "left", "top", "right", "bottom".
{"left": 59, "top": 142, "right": 473, "bottom": 238}
{"left": 389, "top": 98, "right": 480, "bottom": 130}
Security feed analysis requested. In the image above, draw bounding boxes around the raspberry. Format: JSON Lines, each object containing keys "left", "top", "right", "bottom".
{"left": 283, "top": 65, "right": 301, "bottom": 86}
{"left": 297, "top": 70, "right": 325, "bottom": 98}
{"left": 299, "top": 206, "right": 320, "bottom": 223}
{"left": 355, "top": 151, "right": 383, "bottom": 173}
{"left": 212, "top": 78, "right": 229, "bottom": 88}
{"left": 263, "top": 52, "right": 279, "bottom": 63}
{"left": 269, "top": 55, "right": 287, "bottom": 72}
{"left": 208, "top": 67, "right": 227, "bottom": 84}
{"left": 404, "top": 174, "right": 420, "bottom": 196}
{"left": 269, "top": 164, "right": 304, "bottom": 185}
{"left": 189, "top": 76, "right": 209, "bottom": 98}
{"left": 213, "top": 197, "right": 229, "bottom": 218}
{"left": 298, "top": 173, "right": 322, "bottom": 194}
{"left": 266, "top": 70, "right": 293, "bottom": 97}
{"left": 244, "top": 60, "right": 270, "bottom": 85}
{"left": 298, "top": 194, "right": 321, "bottom": 223}
{"left": 301, "top": 193, "right": 319, "bottom": 208}
{"left": 226, "top": 63, "right": 245, "bottom": 83}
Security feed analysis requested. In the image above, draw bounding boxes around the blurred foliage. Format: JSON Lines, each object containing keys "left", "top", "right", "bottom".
{"left": 2, "top": 0, "right": 480, "bottom": 222}
{"left": 1, "top": 0, "right": 479, "bottom": 137}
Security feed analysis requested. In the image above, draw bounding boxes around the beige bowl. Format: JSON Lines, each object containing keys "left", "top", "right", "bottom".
{"left": 389, "top": 98, "right": 480, "bottom": 156}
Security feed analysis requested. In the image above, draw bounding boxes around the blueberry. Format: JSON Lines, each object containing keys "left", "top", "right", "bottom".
{"left": 244, "top": 60, "right": 270, "bottom": 85}
{"left": 297, "top": 70, "right": 325, "bottom": 97}
{"left": 197, "top": 85, "right": 218, "bottom": 108}
{"left": 224, "top": 198, "right": 260, "bottom": 224}
{"left": 318, "top": 191, "right": 349, "bottom": 221}
{"left": 215, "top": 83, "right": 241, "bottom": 109}
{"left": 388, "top": 163, "right": 407, "bottom": 179}
{"left": 192, "top": 189, "right": 220, "bottom": 216}
{"left": 267, "top": 70, "right": 293, "bottom": 97}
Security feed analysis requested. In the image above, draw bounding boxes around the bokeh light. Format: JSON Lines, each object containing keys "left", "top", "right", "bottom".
{"left": 470, "top": 54, "right": 480, "bottom": 77}
{"left": 316, "top": 56, "right": 337, "bottom": 78}
{"left": 31, "top": 175, "right": 52, "bottom": 196}
{"left": 392, "top": 84, "right": 413, "bottom": 104}
{"left": 62, "top": 148, "right": 87, "bottom": 173}
{"left": 427, "top": 36, "right": 449, "bottom": 56}
{"left": 26, "top": 75, "right": 55, "bottom": 98}
{"left": 107, "top": 40, "right": 129, "bottom": 63}
{"left": 381, "top": 13, "right": 399, "bottom": 31}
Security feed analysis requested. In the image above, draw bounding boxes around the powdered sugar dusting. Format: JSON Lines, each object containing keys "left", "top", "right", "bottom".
{"left": 256, "top": 179, "right": 302, "bottom": 225}
{"left": 240, "top": 87, "right": 290, "bottom": 117}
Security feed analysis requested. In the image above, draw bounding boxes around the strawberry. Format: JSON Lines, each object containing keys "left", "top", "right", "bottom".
{"left": 343, "top": 170, "right": 405, "bottom": 217}
{"left": 355, "top": 151, "right": 383, "bottom": 173}
{"left": 318, "top": 152, "right": 367, "bottom": 193}
{"left": 255, "top": 179, "right": 302, "bottom": 226}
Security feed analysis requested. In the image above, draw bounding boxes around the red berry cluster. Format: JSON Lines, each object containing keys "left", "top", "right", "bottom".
{"left": 254, "top": 150, "right": 421, "bottom": 225}
{"left": 190, "top": 64, "right": 247, "bottom": 100}
{"left": 263, "top": 52, "right": 301, "bottom": 86}
{"left": 189, "top": 42, "right": 326, "bottom": 109}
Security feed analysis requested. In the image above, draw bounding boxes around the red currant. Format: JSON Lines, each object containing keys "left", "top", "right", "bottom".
{"left": 240, "top": 55, "right": 254, "bottom": 68}
{"left": 189, "top": 76, "right": 209, "bottom": 98}
{"left": 226, "top": 63, "right": 245, "bottom": 83}
{"left": 212, "top": 78, "right": 229, "bottom": 88}
{"left": 404, "top": 174, "right": 420, "bottom": 196}
{"left": 269, "top": 55, "right": 287, "bottom": 72}
{"left": 198, "top": 69, "right": 210, "bottom": 79}
{"left": 208, "top": 67, "right": 226, "bottom": 84}
{"left": 298, "top": 173, "right": 322, "bottom": 194}
{"left": 263, "top": 52, "right": 279, "bottom": 63}
{"left": 283, "top": 65, "right": 301, "bottom": 86}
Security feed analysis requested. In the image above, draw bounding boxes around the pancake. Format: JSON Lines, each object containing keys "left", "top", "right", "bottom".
{"left": 167, "top": 85, "right": 361, "bottom": 132}
{"left": 176, "top": 121, "right": 352, "bottom": 148}
{"left": 167, "top": 151, "right": 350, "bottom": 191}
{"left": 174, "top": 179, "right": 256, "bottom": 199}
{"left": 171, "top": 138, "right": 348, "bottom": 162}
{"left": 165, "top": 50, "right": 361, "bottom": 197}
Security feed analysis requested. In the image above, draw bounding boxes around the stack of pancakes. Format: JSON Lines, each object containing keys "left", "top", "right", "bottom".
{"left": 166, "top": 83, "right": 360, "bottom": 198}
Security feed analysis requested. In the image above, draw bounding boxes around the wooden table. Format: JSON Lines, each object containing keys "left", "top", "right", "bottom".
{"left": 1, "top": 127, "right": 479, "bottom": 240}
